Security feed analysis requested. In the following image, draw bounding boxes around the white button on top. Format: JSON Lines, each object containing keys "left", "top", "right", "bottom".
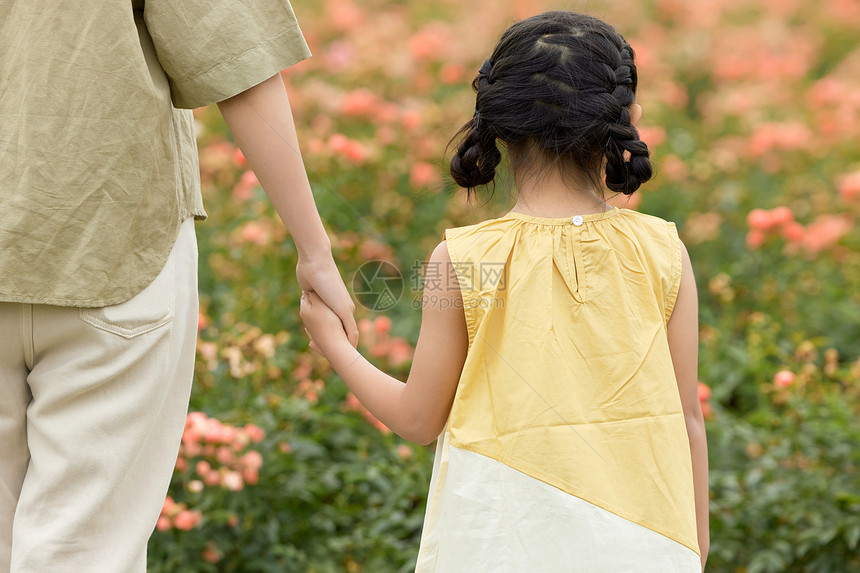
{"left": 572, "top": 215, "right": 584, "bottom": 226}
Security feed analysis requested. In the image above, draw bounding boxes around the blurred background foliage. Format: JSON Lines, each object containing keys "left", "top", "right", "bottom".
{"left": 148, "top": 0, "right": 860, "bottom": 571}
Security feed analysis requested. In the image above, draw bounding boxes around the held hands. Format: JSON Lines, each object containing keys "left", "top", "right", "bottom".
{"left": 299, "top": 290, "right": 350, "bottom": 357}
{"left": 296, "top": 253, "right": 359, "bottom": 348}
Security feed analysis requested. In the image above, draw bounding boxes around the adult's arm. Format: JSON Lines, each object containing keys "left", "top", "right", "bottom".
{"left": 217, "top": 73, "right": 358, "bottom": 347}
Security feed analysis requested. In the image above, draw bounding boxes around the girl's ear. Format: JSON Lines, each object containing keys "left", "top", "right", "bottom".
{"left": 630, "top": 103, "right": 643, "bottom": 127}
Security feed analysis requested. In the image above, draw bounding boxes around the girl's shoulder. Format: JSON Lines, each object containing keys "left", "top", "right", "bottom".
{"left": 442, "top": 215, "right": 512, "bottom": 241}
{"left": 617, "top": 209, "right": 681, "bottom": 245}
{"left": 617, "top": 207, "right": 677, "bottom": 228}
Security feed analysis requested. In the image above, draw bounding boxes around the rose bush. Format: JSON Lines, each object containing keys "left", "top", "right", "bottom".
{"left": 148, "top": 0, "right": 860, "bottom": 570}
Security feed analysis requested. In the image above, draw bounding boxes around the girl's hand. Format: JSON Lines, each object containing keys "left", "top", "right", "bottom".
{"left": 296, "top": 253, "right": 359, "bottom": 348}
{"left": 299, "top": 291, "right": 350, "bottom": 357}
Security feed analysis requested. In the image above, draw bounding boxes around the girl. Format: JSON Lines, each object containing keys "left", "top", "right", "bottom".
{"left": 300, "top": 11, "right": 709, "bottom": 572}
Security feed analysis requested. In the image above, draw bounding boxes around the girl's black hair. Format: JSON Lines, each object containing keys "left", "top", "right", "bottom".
{"left": 450, "top": 11, "right": 652, "bottom": 198}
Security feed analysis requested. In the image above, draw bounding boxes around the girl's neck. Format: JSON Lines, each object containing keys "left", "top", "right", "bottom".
{"left": 508, "top": 169, "right": 611, "bottom": 218}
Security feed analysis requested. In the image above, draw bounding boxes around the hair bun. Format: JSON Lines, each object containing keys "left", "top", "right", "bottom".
{"left": 478, "top": 59, "right": 494, "bottom": 77}
{"left": 604, "top": 131, "right": 652, "bottom": 194}
{"left": 449, "top": 118, "right": 501, "bottom": 193}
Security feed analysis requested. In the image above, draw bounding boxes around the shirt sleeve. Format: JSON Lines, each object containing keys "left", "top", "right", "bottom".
{"left": 663, "top": 221, "right": 683, "bottom": 324}
{"left": 143, "top": 0, "right": 311, "bottom": 109}
{"left": 443, "top": 228, "right": 478, "bottom": 350}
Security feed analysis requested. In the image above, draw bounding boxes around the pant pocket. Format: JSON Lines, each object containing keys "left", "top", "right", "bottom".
{"left": 78, "top": 251, "right": 176, "bottom": 339}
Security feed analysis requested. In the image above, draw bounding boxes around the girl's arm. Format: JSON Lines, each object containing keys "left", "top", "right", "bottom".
{"left": 217, "top": 73, "right": 358, "bottom": 347}
{"left": 667, "top": 240, "right": 710, "bottom": 571}
{"left": 300, "top": 241, "right": 469, "bottom": 445}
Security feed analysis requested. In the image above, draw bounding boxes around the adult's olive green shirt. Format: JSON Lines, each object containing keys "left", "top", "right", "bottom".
{"left": 0, "top": 0, "right": 311, "bottom": 306}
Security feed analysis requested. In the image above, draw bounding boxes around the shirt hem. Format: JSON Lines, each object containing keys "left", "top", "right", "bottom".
{"left": 0, "top": 293, "right": 152, "bottom": 308}
{"left": 0, "top": 216, "right": 196, "bottom": 308}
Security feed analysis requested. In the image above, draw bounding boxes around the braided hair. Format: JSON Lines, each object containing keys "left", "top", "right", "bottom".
{"left": 450, "top": 12, "right": 653, "bottom": 198}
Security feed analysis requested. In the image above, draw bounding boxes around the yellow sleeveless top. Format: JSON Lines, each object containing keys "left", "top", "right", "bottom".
{"left": 415, "top": 206, "right": 700, "bottom": 572}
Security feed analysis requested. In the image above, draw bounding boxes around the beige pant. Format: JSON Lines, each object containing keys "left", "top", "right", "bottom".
{"left": 0, "top": 218, "right": 199, "bottom": 573}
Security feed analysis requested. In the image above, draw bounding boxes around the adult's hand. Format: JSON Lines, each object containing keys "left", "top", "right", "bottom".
{"left": 296, "top": 252, "right": 359, "bottom": 348}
